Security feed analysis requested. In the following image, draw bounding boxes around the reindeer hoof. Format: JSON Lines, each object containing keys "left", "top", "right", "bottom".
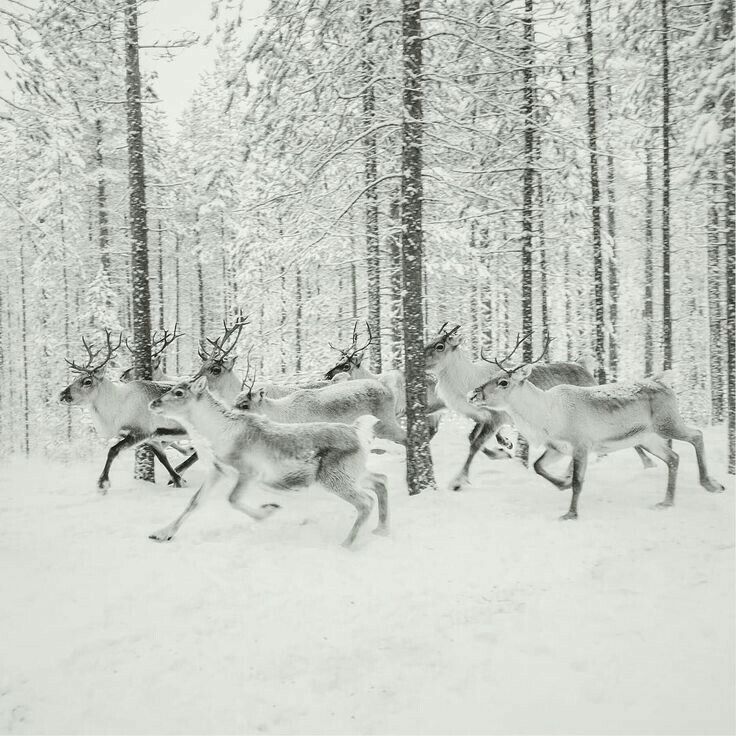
{"left": 703, "top": 479, "right": 725, "bottom": 494}
{"left": 372, "top": 526, "right": 390, "bottom": 537}
{"left": 149, "top": 529, "right": 174, "bottom": 542}
{"left": 654, "top": 500, "right": 674, "bottom": 509}
{"left": 559, "top": 511, "right": 578, "bottom": 521}
{"left": 97, "top": 479, "right": 110, "bottom": 494}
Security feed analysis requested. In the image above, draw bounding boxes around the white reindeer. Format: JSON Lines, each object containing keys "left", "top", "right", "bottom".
{"left": 59, "top": 330, "right": 191, "bottom": 491}
{"left": 323, "top": 321, "right": 444, "bottom": 435}
{"left": 425, "top": 324, "right": 656, "bottom": 490}
{"left": 147, "top": 376, "right": 389, "bottom": 547}
{"left": 235, "top": 359, "right": 407, "bottom": 446}
{"left": 470, "top": 334, "right": 725, "bottom": 519}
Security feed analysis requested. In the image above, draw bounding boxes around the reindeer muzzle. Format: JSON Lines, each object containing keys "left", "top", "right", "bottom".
{"left": 149, "top": 398, "right": 162, "bottom": 413}
{"left": 59, "top": 388, "right": 72, "bottom": 404}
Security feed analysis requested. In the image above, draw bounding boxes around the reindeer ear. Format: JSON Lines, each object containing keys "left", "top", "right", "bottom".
{"left": 354, "top": 351, "right": 364, "bottom": 365}
{"left": 257, "top": 387, "right": 265, "bottom": 401}
{"left": 223, "top": 357, "right": 236, "bottom": 370}
{"left": 515, "top": 365, "right": 533, "bottom": 382}
{"left": 93, "top": 365, "right": 107, "bottom": 378}
{"left": 190, "top": 376, "right": 208, "bottom": 395}
{"left": 447, "top": 332, "right": 463, "bottom": 347}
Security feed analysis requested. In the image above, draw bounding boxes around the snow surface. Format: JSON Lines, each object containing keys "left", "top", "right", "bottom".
{"left": 1, "top": 418, "right": 734, "bottom": 735}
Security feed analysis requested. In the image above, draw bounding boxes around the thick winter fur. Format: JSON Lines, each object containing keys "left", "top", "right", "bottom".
{"left": 323, "top": 352, "right": 445, "bottom": 432}
{"left": 59, "top": 368, "right": 189, "bottom": 491}
{"left": 235, "top": 378, "right": 406, "bottom": 446}
{"left": 198, "top": 356, "right": 242, "bottom": 405}
{"left": 148, "top": 378, "right": 389, "bottom": 546}
{"left": 472, "top": 370, "right": 725, "bottom": 519}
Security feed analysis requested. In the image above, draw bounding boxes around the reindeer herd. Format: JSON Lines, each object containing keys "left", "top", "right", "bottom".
{"left": 58, "top": 318, "right": 725, "bottom": 546}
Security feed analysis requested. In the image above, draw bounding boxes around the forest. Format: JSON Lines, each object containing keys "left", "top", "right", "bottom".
{"left": 0, "top": 0, "right": 734, "bottom": 477}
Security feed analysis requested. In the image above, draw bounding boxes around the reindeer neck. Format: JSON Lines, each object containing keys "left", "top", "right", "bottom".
{"left": 435, "top": 349, "right": 491, "bottom": 394}
{"left": 212, "top": 369, "right": 242, "bottom": 406}
{"left": 90, "top": 378, "right": 127, "bottom": 411}
{"left": 504, "top": 381, "right": 555, "bottom": 440}
{"left": 352, "top": 364, "right": 377, "bottom": 380}
{"left": 184, "top": 391, "right": 246, "bottom": 445}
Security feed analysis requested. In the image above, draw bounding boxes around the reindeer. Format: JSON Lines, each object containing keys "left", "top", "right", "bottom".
{"left": 196, "top": 316, "right": 251, "bottom": 405}
{"left": 425, "top": 324, "right": 656, "bottom": 491}
{"left": 235, "top": 356, "right": 407, "bottom": 446}
{"left": 470, "top": 333, "right": 725, "bottom": 519}
{"left": 324, "top": 322, "right": 445, "bottom": 435}
{"left": 147, "top": 376, "right": 389, "bottom": 547}
{"left": 120, "top": 324, "right": 183, "bottom": 383}
{"left": 59, "top": 330, "right": 190, "bottom": 491}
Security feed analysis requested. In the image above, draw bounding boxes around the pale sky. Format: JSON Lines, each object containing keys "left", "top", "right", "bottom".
{"left": 139, "top": 0, "right": 268, "bottom": 129}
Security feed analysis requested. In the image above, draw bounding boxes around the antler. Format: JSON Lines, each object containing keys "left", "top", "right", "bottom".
{"left": 480, "top": 331, "right": 552, "bottom": 375}
{"left": 328, "top": 320, "right": 373, "bottom": 359}
{"left": 202, "top": 315, "right": 250, "bottom": 361}
{"left": 240, "top": 346, "right": 257, "bottom": 394}
{"left": 151, "top": 323, "right": 183, "bottom": 359}
{"left": 66, "top": 329, "right": 122, "bottom": 373}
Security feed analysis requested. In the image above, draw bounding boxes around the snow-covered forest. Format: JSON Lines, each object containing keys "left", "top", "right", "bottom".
{"left": 0, "top": 0, "right": 734, "bottom": 733}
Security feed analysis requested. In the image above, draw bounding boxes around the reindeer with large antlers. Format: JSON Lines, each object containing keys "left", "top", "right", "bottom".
{"left": 424, "top": 324, "right": 656, "bottom": 491}
{"left": 196, "top": 316, "right": 251, "bottom": 404}
{"left": 120, "top": 323, "right": 184, "bottom": 383}
{"left": 59, "top": 330, "right": 190, "bottom": 491}
{"left": 323, "top": 321, "right": 445, "bottom": 435}
{"left": 470, "top": 333, "right": 725, "bottom": 519}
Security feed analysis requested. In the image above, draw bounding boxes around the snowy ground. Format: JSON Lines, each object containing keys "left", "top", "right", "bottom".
{"left": 1, "top": 418, "right": 734, "bottom": 735}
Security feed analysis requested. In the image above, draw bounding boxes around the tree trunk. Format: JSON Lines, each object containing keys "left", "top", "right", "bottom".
{"left": 521, "top": 0, "right": 534, "bottom": 365}
{"left": 280, "top": 265, "right": 287, "bottom": 373}
{"left": 722, "top": 0, "right": 735, "bottom": 473}
{"left": 197, "top": 258, "right": 205, "bottom": 341}
{"left": 125, "top": 0, "right": 154, "bottom": 481}
{"left": 644, "top": 145, "right": 655, "bottom": 375}
{"left": 660, "top": 0, "right": 672, "bottom": 372}
{"left": 606, "top": 84, "right": 619, "bottom": 380}
{"left": 400, "top": 0, "right": 434, "bottom": 494}
{"left": 157, "top": 219, "right": 164, "bottom": 331}
{"left": 706, "top": 171, "right": 724, "bottom": 422}
{"left": 95, "top": 117, "right": 111, "bottom": 281}
{"left": 584, "top": 0, "right": 606, "bottom": 382}
{"left": 174, "top": 233, "right": 181, "bottom": 374}
{"left": 295, "top": 266, "right": 303, "bottom": 374}
{"left": 58, "top": 156, "right": 72, "bottom": 439}
{"left": 361, "top": 1, "right": 382, "bottom": 372}
{"left": 388, "top": 194, "right": 403, "bottom": 368}
{"left": 19, "top": 233, "right": 30, "bottom": 456}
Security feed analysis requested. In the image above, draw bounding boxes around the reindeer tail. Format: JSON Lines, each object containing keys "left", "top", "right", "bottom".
{"left": 353, "top": 414, "right": 380, "bottom": 454}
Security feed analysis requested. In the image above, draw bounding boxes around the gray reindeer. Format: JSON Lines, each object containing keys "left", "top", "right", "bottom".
{"left": 470, "top": 333, "right": 725, "bottom": 519}
{"left": 59, "top": 330, "right": 190, "bottom": 491}
{"left": 148, "top": 376, "right": 389, "bottom": 547}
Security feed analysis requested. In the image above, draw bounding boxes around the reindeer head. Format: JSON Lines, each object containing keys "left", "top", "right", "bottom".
{"left": 149, "top": 375, "right": 209, "bottom": 419}
{"left": 196, "top": 316, "right": 249, "bottom": 402}
{"left": 470, "top": 331, "right": 551, "bottom": 409}
{"left": 324, "top": 321, "right": 373, "bottom": 380}
{"left": 424, "top": 322, "right": 462, "bottom": 370}
{"left": 233, "top": 347, "right": 266, "bottom": 411}
{"left": 60, "top": 330, "right": 122, "bottom": 404}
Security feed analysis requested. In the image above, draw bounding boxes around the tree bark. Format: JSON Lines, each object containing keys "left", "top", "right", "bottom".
{"left": 95, "top": 117, "right": 111, "bottom": 281}
{"left": 295, "top": 266, "right": 303, "bottom": 374}
{"left": 361, "top": 1, "right": 382, "bottom": 372}
{"left": 660, "top": 0, "right": 672, "bottom": 372}
{"left": 388, "top": 194, "right": 403, "bottom": 368}
{"left": 124, "top": 0, "right": 154, "bottom": 481}
{"left": 606, "top": 84, "right": 618, "bottom": 380}
{"left": 707, "top": 170, "right": 724, "bottom": 422}
{"left": 584, "top": 0, "right": 606, "bottom": 383}
{"left": 400, "top": 0, "right": 435, "bottom": 494}
{"left": 644, "top": 145, "right": 655, "bottom": 375}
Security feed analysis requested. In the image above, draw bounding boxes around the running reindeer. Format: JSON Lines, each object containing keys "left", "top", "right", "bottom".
{"left": 120, "top": 324, "right": 183, "bottom": 382}
{"left": 425, "top": 324, "right": 656, "bottom": 491}
{"left": 470, "top": 333, "right": 725, "bottom": 519}
{"left": 148, "top": 375, "right": 389, "bottom": 547}
{"left": 59, "top": 330, "right": 191, "bottom": 491}
{"left": 236, "top": 353, "right": 407, "bottom": 446}
{"left": 324, "top": 321, "right": 445, "bottom": 435}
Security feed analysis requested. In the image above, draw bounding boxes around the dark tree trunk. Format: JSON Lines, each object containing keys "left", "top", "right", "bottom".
{"left": 197, "top": 258, "right": 205, "bottom": 341}
{"left": 157, "top": 220, "right": 164, "bottom": 331}
{"left": 644, "top": 145, "right": 655, "bottom": 375}
{"left": 58, "top": 156, "right": 72, "bottom": 439}
{"left": 361, "top": 1, "right": 382, "bottom": 372}
{"left": 584, "top": 0, "right": 606, "bottom": 382}
{"left": 521, "top": 0, "right": 534, "bottom": 366}
{"left": 400, "top": 0, "right": 435, "bottom": 494}
{"left": 295, "top": 266, "right": 303, "bottom": 374}
{"left": 660, "top": 0, "right": 672, "bottom": 372}
{"left": 707, "top": 171, "right": 724, "bottom": 422}
{"left": 388, "top": 194, "right": 403, "bottom": 368}
{"left": 174, "top": 233, "right": 181, "bottom": 374}
{"left": 19, "top": 233, "right": 30, "bottom": 456}
{"left": 481, "top": 226, "right": 493, "bottom": 351}
{"left": 124, "top": 0, "right": 153, "bottom": 481}
{"left": 605, "top": 84, "right": 619, "bottom": 380}
{"left": 722, "top": 0, "right": 735, "bottom": 473}
{"left": 95, "top": 117, "right": 111, "bottom": 281}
